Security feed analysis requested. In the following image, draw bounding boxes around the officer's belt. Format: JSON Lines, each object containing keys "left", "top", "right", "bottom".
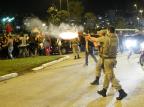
{"left": 99, "top": 55, "right": 116, "bottom": 59}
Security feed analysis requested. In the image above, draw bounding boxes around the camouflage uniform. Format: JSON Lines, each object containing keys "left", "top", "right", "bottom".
{"left": 90, "top": 28, "right": 127, "bottom": 100}
{"left": 71, "top": 38, "right": 80, "bottom": 59}
{"left": 96, "top": 33, "right": 121, "bottom": 90}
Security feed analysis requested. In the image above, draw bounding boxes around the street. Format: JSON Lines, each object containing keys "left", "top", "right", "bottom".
{"left": 0, "top": 53, "right": 144, "bottom": 107}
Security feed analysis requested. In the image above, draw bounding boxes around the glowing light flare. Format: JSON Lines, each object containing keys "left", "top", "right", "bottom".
{"left": 59, "top": 31, "right": 78, "bottom": 40}
{"left": 140, "top": 42, "right": 144, "bottom": 50}
{"left": 125, "top": 39, "right": 137, "bottom": 49}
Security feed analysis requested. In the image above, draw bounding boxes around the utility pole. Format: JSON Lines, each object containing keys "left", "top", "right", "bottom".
{"left": 67, "top": 0, "right": 69, "bottom": 12}
{"left": 60, "top": 0, "right": 61, "bottom": 10}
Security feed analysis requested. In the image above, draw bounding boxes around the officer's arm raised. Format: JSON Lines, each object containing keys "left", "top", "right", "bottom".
{"left": 89, "top": 36, "right": 104, "bottom": 43}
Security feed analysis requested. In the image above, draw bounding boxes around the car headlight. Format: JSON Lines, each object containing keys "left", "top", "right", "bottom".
{"left": 125, "top": 39, "right": 137, "bottom": 49}
{"left": 140, "top": 42, "right": 144, "bottom": 50}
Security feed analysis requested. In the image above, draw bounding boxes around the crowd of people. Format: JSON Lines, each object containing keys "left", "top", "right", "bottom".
{"left": 0, "top": 31, "right": 87, "bottom": 60}
{"left": 0, "top": 33, "right": 52, "bottom": 59}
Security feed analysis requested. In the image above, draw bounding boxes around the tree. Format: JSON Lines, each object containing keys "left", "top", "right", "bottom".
{"left": 84, "top": 12, "right": 97, "bottom": 32}
{"left": 56, "top": 10, "right": 70, "bottom": 23}
{"left": 47, "top": 6, "right": 58, "bottom": 24}
{"left": 84, "top": 12, "right": 97, "bottom": 21}
{"left": 115, "top": 17, "right": 126, "bottom": 28}
{"left": 69, "top": 1, "right": 84, "bottom": 18}
{"left": 47, "top": 6, "right": 70, "bottom": 25}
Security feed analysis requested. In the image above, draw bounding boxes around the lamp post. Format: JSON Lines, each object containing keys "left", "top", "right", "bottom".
{"left": 59, "top": 0, "right": 69, "bottom": 12}
{"left": 60, "top": 0, "right": 61, "bottom": 10}
{"left": 67, "top": 0, "right": 69, "bottom": 12}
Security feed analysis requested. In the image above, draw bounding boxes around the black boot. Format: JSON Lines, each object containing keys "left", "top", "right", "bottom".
{"left": 91, "top": 77, "right": 99, "bottom": 85}
{"left": 77, "top": 54, "right": 80, "bottom": 59}
{"left": 74, "top": 56, "right": 76, "bottom": 59}
{"left": 116, "top": 89, "right": 127, "bottom": 100}
{"left": 97, "top": 88, "right": 107, "bottom": 97}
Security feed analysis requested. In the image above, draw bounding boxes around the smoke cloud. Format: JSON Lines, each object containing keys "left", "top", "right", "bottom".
{"left": 24, "top": 17, "right": 84, "bottom": 39}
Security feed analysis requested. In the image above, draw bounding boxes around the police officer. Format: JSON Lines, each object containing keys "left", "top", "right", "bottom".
{"left": 90, "top": 30, "right": 106, "bottom": 85}
{"left": 87, "top": 26, "right": 127, "bottom": 100}
{"left": 71, "top": 38, "right": 80, "bottom": 59}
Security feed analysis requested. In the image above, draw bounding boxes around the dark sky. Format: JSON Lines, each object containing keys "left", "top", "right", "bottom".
{"left": 0, "top": 0, "right": 143, "bottom": 16}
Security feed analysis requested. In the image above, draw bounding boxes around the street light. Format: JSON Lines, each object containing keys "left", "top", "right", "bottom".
{"left": 137, "top": 17, "right": 140, "bottom": 28}
{"left": 134, "top": 4, "right": 137, "bottom": 10}
{"left": 107, "top": 22, "right": 110, "bottom": 25}
{"left": 137, "top": 17, "right": 140, "bottom": 21}
{"left": 1, "top": 17, "right": 15, "bottom": 23}
{"left": 139, "top": 9, "right": 143, "bottom": 16}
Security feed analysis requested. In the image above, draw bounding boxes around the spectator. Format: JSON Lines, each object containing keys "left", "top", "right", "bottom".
{"left": 7, "top": 35, "right": 14, "bottom": 59}
{"left": 28, "top": 34, "right": 37, "bottom": 56}
{"left": 13, "top": 35, "right": 20, "bottom": 58}
{"left": 1, "top": 36, "right": 8, "bottom": 59}
{"left": 43, "top": 36, "right": 51, "bottom": 56}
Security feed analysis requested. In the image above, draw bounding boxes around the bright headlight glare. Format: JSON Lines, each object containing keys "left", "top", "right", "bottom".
{"left": 59, "top": 31, "right": 78, "bottom": 40}
{"left": 140, "top": 42, "right": 144, "bottom": 49}
{"left": 125, "top": 40, "right": 137, "bottom": 49}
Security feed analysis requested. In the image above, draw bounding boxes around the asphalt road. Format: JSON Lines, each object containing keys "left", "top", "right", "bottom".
{"left": 0, "top": 53, "right": 144, "bottom": 107}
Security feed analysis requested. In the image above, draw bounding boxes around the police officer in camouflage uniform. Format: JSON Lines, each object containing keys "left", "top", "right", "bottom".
{"left": 88, "top": 26, "right": 127, "bottom": 100}
{"left": 91, "top": 30, "right": 106, "bottom": 85}
{"left": 71, "top": 38, "right": 80, "bottom": 59}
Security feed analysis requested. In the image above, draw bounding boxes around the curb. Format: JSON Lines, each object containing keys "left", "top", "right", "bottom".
{"left": 0, "top": 73, "right": 18, "bottom": 82}
{"left": 0, "top": 55, "right": 70, "bottom": 82}
{"left": 32, "top": 55, "right": 70, "bottom": 71}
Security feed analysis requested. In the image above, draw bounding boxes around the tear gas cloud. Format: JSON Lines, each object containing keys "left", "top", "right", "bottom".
{"left": 24, "top": 17, "right": 84, "bottom": 39}
{"left": 24, "top": 17, "right": 48, "bottom": 34}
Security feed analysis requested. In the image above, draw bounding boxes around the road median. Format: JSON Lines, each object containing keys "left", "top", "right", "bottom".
{"left": 0, "top": 55, "right": 70, "bottom": 82}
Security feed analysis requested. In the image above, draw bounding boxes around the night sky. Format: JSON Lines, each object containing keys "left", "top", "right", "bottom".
{"left": 0, "top": 0, "right": 143, "bottom": 16}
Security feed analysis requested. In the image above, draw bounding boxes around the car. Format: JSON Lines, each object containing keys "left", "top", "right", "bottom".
{"left": 50, "top": 39, "right": 72, "bottom": 55}
{"left": 124, "top": 32, "right": 144, "bottom": 53}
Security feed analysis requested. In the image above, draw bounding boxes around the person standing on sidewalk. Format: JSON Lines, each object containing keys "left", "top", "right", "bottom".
{"left": 87, "top": 26, "right": 127, "bottom": 100}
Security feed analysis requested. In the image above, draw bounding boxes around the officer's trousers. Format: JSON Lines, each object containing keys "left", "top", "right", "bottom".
{"left": 103, "top": 58, "right": 121, "bottom": 90}
{"left": 85, "top": 51, "right": 97, "bottom": 65}
{"left": 72, "top": 45, "right": 79, "bottom": 58}
{"left": 95, "top": 57, "right": 103, "bottom": 77}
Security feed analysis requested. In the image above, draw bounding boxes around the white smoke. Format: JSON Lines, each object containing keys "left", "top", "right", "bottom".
{"left": 24, "top": 17, "right": 84, "bottom": 39}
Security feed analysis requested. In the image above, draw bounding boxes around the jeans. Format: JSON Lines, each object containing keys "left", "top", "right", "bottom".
{"left": 8, "top": 46, "right": 14, "bottom": 59}
{"left": 85, "top": 47, "right": 97, "bottom": 65}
